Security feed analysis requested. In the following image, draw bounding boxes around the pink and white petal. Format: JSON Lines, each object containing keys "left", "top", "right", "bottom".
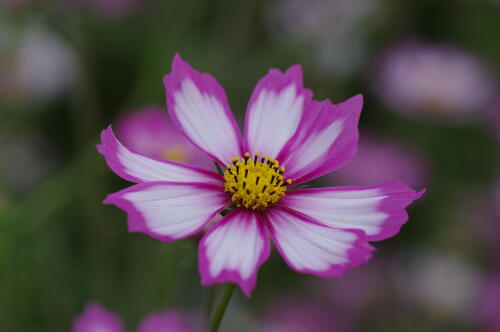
{"left": 104, "top": 182, "right": 229, "bottom": 242}
{"left": 97, "top": 126, "right": 222, "bottom": 185}
{"left": 73, "top": 302, "right": 124, "bottom": 332}
{"left": 163, "top": 54, "right": 243, "bottom": 165}
{"left": 137, "top": 310, "right": 190, "bottom": 332}
{"left": 278, "top": 94, "right": 363, "bottom": 185}
{"left": 199, "top": 209, "right": 270, "bottom": 297}
{"left": 244, "top": 65, "right": 313, "bottom": 159}
{"left": 282, "top": 182, "right": 425, "bottom": 241}
{"left": 266, "top": 207, "right": 373, "bottom": 278}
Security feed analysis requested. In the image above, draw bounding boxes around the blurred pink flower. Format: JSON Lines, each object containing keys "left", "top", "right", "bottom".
{"left": 137, "top": 310, "right": 191, "bottom": 332}
{"left": 475, "top": 273, "right": 500, "bottom": 332}
{"left": 259, "top": 298, "right": 351, "bottom": 332}
{"left": 327, "top": 136, "right": 428, "bottom": 188}
{"left": 73, "top": 302, "right": 124, "bottom": 332}
{"left": 73, "top": 302, "right": 190, "bottom": 332}
{"left": 115, "top": 107, "right": 212, "bottom": 169}
{"left": 373, "top": 41, "right": 496, "bottom": 121}
{"left": 311, "top": 262, "right": 385, "bottom": 317}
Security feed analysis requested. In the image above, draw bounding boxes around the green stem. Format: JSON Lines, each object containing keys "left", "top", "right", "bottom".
{"left": 206, "top": 285, "right": 219, "bottom": 323}
{"left": 208, "top": 283, "right": 235, "bottom": 332}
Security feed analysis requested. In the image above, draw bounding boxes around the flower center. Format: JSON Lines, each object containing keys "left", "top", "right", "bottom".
{"left": 223, "top": 152, "right": 292, "bottom": 210}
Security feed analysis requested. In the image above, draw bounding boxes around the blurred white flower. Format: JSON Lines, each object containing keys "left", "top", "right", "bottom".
{"left": 393, "top": 250, "right": 481, "bottom": 319}
{"left": 266, "top": 0, "right": 383, "bottom": 76}
{"left": 17, "top": 26, "right": 79, "bottom": 102}
{"left": 373, "top": 41, "right": 497, "bottom": 121}
{"left": 0, "top": 22, "right": 79, "bottom": 107}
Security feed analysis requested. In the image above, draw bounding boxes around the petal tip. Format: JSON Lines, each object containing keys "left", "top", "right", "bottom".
{"left": 341, "top": 93, "right": 364, "bottom": 115}
{"left": 285, "top": 64, "right": 303, "bottom": 79}
{"left": 164, "top": 53, "right": 194, "bottom": 86}
{"left": 102, "top": 194, "right": 114, "bottom": 205}
{"left": 415, "top": 188, "right": 426, "bottom": 199}
{"left": 171, "top": 52, "right": 188, "bottom": 69}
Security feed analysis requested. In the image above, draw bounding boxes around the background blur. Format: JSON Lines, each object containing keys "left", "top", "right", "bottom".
{"left": 1, "top": 0, "right": 499, "bottom": 331}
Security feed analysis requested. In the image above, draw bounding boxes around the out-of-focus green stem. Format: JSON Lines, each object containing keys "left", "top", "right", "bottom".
{"left": 208, "top": 283, "right": 235, "bottom": 332}
{"left": 206, "top": 285, "right": 219, "bottom": 324}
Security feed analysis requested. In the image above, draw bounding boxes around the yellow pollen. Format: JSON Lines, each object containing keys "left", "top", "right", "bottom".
{"left": 161, "top": 145, "right": 187, "bottom": 162}
{"left": 223, "top": 152, "right": 293, "bottom": 210}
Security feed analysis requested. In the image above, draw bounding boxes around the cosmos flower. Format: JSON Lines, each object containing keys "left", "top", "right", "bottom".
{"left": 115, "top": 106, "right": 211, "bottom": 168}
{"left": 373, "top": 41, "right": 496, "bottom": 121}
{"left": 73, "top": 302, "right": 190, "bottom": 332}
{"left": 98, "top": 54, "right": 424, "bottom": 296}
{"left": 328, "top": 136, "right": 428, "bottom": 189}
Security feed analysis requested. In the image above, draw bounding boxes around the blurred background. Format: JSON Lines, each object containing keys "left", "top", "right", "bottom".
{"left": 1, "top": 0, "right": 499, "bottom": 331}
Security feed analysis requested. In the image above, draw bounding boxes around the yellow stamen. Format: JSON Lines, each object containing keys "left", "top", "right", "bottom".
{"left": 223, "top": 153, "right": 293, "bottom": 210}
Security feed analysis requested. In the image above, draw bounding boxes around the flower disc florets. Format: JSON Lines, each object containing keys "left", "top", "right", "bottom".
{"left": 223, "top": 152, "right": 292, "bottom": 210}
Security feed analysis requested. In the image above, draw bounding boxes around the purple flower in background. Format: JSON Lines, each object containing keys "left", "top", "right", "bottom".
{"left": 373, "top": 41, "right": 496, "bottom": 121}
{"left": 267, "top": 0, "right": 383, "bottom": 76}
{"left": 98, "top": 54, "right": 424, "bottom": 296}
{"left": 73, "top": 302, "right": 124, "bottom": 332}
{"left": 73, "top": 302, "right": 190, "bottom": 332}
{"left": 311, "top": 262, "right": 384, "bottom": 317}
{"left": 137, "top": 310, "right": 191, "bottom": 332}
{"left": 259, "top": 299, "right": 352, "bottom": 332}
{"left": 328, "top": 136, "right": 428, "bottom": 189}
{"left": 475, "top": 273, "right": 500, "bottom": 332}
{"left": 115, "top": 107, "right": 211, "bottom": 169}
